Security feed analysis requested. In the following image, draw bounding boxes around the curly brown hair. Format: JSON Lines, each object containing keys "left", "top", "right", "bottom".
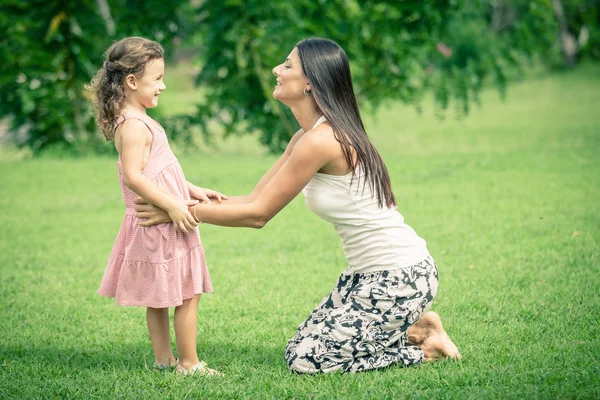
{"left": 86, "top": 37, "right": 163, "bottom": 140}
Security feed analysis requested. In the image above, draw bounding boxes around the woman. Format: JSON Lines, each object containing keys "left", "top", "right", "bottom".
{"left": 135, "top": 38, "right": 460, "bottom": 373}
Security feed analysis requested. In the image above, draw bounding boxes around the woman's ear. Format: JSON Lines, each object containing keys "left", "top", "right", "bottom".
{"left": 124, "top": 74, "right": 137, "bottom": 91}
{"left": 304, "top": 83, "right": 312, "bottom": 96}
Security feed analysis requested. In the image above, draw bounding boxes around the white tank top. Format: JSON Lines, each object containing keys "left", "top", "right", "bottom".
{"left": 302, "top": 116, "right": 429, "bottom": 273}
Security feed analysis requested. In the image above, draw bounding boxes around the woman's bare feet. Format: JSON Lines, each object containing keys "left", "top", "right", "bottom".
{"left": 407, "top": 311, "right": 461, "bottom": 361}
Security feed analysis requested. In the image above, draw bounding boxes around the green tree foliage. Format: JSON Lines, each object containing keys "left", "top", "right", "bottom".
{"left": 2, "top": 0, "right": 594, "bottom": 154}
{"left": 550, "top": 0, "right": 600, "bottom": 65}
{"left": 0, "top": 0, "right": 185, "bottom": 153}
{"left": 184, "top": 0, "right": 563, "bottom": 152}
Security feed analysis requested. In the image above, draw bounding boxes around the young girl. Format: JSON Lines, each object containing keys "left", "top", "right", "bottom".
{"left": 87, "top": 36, "right": 224, "bottom": 376}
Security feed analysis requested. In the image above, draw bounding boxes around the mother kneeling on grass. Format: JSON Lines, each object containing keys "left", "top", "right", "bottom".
{"left": 135, "top": 38, "right": 461, "bottom": 373}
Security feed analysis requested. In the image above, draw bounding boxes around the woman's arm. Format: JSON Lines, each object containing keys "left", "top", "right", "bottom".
{"left": 119, "top": 119, "right": 197, "bottom": 232}
{"left": 244, "top": 128, "right": 305, "bottom": 201}
{"left": 221, "top": 128, "right": 306, "bottom": 204}
{"left": 176, "top": 130, "right": 333, "bottom": 228}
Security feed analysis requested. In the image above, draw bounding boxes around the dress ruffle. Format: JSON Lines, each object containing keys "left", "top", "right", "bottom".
{"left": 98, "top": 243, "right": 213, "bottom": 308}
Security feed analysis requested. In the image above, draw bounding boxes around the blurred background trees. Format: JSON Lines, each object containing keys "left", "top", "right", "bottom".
{"left": 0, "top": 0, "right": 187, "bottom": 153}
{"left": 1, "top": 0, "right": 598, "bottom": 154}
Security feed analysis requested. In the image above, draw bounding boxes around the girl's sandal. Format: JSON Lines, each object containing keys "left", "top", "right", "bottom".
{"left": 154, "top": 357, "right": 178, "bottom": 371}
{"left": 176, "top": 361, "right": 224, "bottom": 376}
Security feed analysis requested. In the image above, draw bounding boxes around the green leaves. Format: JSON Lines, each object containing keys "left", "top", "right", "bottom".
{"left": 1, "top": 0, "right": 591, "bottom": 154}
{"left": 186, "top": 0, "right": 560, "bottom": 152}
{"left": 0, "top": 0, "right": 186, "bottom": 153}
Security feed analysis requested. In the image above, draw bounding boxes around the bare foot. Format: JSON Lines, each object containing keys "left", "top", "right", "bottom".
{"left": 409, "top": 311, "right": 461, "bottom": 361}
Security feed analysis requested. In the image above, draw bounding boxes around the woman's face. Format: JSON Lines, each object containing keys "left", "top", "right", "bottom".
{"left": 272, "top": 47, "right": 309, "bottom": 104}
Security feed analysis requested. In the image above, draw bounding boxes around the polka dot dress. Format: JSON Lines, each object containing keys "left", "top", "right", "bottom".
{"left": 98, "top": 113, "right": 213, "bottom": 308}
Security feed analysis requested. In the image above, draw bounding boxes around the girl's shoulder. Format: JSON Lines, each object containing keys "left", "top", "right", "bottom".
{"left": 114, "top": 117, "right": 153, "bottom": 145}
{"left": 118, "top": 112, "right": 149, "bottom": 124}
{"left": 113, "top": 117, "right": 153, "bottom": 155}
{"left": 117, "top": 113, "right": 164, "bottom": 133}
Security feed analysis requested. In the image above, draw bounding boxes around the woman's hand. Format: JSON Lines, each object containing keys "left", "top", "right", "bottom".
{"left": 134, "top": 197, "right": 198, "bottom": 231}
{"left": 188, "top": 182, "right": 228, "bottom": 204}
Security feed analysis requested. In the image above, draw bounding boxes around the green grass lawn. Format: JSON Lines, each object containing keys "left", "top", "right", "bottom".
{"left": 0, "top": 64, "right": 599, "bottom": 399}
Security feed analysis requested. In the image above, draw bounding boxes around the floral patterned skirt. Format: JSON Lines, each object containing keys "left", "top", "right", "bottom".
{"left": 285, "top": 255, "right": 438, "bottom": 373}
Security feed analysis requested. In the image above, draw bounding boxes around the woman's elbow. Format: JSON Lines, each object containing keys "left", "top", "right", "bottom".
{"left": 250, "top": 213, "right": 272, "bottom": 229}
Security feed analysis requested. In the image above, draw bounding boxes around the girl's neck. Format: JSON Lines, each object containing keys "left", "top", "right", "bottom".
{"left": 121, "top": 103, "right": 147, "bottom": 116}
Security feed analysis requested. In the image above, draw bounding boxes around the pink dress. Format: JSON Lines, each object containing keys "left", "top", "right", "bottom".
{"left": 98, "top": 113, "right": 213, "bottom": 308}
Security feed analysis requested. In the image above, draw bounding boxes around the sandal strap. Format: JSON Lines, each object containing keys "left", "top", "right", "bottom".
{"left": 190, "top": 361, "right": 208, "bottom": 374}
{"left": 177, "top": 361, "right": 222, "bottom": 376}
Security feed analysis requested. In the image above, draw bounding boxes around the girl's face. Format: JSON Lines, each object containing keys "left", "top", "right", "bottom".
{"left": 126, "top": 58, "right": 166, "bottom": 109}
{"left": 272, "top": 47, "right": 310, "bottom": 104}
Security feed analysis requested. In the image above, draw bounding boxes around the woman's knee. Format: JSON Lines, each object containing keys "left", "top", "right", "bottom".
{"left": 284, "top": 341, "right": 322, "bottom": 374}
{"left": 286, "top": 354, "right": 320, "bottom": 374}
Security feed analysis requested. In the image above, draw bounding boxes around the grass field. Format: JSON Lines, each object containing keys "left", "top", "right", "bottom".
{"left": 0, "top": 64, "right": 599, "bottom": 399}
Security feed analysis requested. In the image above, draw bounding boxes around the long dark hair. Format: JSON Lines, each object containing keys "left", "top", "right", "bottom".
{"left": 86, "top": 37, "right": 163, "bottom": 140}
{"left": 296, "top": 38, "right": 396, "bottom": 208}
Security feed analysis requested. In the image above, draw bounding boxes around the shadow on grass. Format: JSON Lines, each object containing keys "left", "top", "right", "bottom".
{"left": 0, "top": 339, "right": 287, "bottom": 374}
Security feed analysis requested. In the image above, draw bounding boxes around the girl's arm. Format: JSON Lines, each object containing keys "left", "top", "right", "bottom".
{"left": 119, "top": 119, "right": 197, "bottom": 233}
{"left": 162, "top": 130, "right": 332, "bottom": 228}
{"left": 134, "top": 128, "right": 306, "bottom": 223}
{"left": 187, "top": 181, "right": 228, "bottom": 204}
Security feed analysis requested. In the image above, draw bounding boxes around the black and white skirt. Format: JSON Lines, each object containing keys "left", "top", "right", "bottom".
{"left": 285, "top": 255, "right": 438, "bottom": 373}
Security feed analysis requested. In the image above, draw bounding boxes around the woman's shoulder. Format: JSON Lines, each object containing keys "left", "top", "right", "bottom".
{"left": 302, "top": 121, "right": 356, "bottom": 175}
{"left": 293, "top": 124, "right": 339, "bottom": 162}
{"left": 303, "top": 122, "right": 339, "bottom": 150}
{"left": 283, "top": 128, "right": 307, "bottom": 156}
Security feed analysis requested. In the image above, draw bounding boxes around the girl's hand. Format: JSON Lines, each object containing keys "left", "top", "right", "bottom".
{"left": 188, "top": 183, "right": 228, "bottom": 204}
{"left": 134, "top": 198, "right": 198, "bottom": 231}
{"left": 167, "top": 199, "right": 199, "bottom": 233}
